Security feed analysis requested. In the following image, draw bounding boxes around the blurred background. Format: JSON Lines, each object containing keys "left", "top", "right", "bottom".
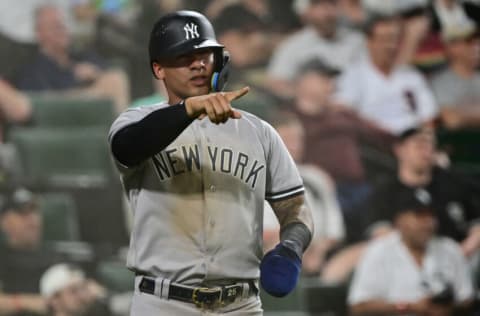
{"left": 0, "top": 0, "right": 479, "bottom": 315}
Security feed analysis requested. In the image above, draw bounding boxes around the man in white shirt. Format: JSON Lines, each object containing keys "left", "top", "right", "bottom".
{"left": 266, "top": 0, "right": 365, "bottom": 98}
{"left": 348, "top": 187, "right": 474, "bottom": 316}
{"left": 336, "top": 13, "right": 438, "bottom": 134}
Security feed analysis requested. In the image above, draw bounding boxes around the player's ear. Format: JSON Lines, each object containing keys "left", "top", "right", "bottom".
{"left": 152, "top": 62, "right": 165, "bottom": 80}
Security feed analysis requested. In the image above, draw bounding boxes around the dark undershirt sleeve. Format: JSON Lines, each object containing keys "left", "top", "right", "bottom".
{"left": 111, "top": 103, "right": 194, "bottom": 167}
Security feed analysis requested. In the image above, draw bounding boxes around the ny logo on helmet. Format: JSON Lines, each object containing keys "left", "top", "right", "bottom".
{"left": 184, "top": 23, "right": 200, "bottom": 40}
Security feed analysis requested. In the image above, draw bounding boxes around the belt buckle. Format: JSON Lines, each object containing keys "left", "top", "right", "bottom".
{"left": 192, "top": 287, "right": 222, "bottom": 309}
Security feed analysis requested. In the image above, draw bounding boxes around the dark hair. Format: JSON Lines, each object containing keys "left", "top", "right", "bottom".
{"left": 362, "top": 13, "right": 401, "bottom": 37}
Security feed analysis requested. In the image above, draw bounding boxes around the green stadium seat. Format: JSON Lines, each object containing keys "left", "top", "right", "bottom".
{"left": 437, "top": 128, "right": 480, "bottom": 169}
{"left": 96, "top": 260, "right": 135, "bottom": 293}
{"left": 260, "top": 280, "right": 307, "bottom": 313}
{"left": 301, "top": 278, "right": 348, "bottom": 315}
{"left": 10, "top": 127, "right": 114, "bottom": 188}
{"left": 39, "top": 192, "right": 80, "bottom": 242}
{"left": 29, "top": 94, "right": 115, "bottom": 127}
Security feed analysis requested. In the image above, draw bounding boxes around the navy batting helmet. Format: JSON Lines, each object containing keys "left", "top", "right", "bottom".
{"left": 149, "top": 10, "right": 229, "bottom": 91}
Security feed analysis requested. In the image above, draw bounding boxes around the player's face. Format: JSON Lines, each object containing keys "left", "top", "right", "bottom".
{"left": 396, "top": 210, "right": 437, "bottom": 250}
{"left": 154, "top": 48, "right": 215, "bottom": 104}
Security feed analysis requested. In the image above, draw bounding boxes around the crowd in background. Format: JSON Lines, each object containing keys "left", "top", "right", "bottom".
{"left": 0, "top": 0, "right": 480, "bottom": 315}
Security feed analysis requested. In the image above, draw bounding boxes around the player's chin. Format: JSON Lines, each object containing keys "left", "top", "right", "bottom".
{"left": 187, "top": 83, "right": 211, "bottom": 96}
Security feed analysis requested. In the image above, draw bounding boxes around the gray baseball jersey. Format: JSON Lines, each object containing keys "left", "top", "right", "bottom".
{"left": 108, "top": 103, "right": 304, "bottom": 285}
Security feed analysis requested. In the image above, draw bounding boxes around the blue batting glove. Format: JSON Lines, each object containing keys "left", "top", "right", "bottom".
{"left": 260, "top": 241, "right": 301, "bottom": 297}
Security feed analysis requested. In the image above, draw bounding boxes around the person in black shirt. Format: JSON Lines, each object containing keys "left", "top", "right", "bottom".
{"left": 320, "top": 125, "right": 480, "bottom": 283}
{"left": 368, "top": 126, "right": 480, "bottom": 257}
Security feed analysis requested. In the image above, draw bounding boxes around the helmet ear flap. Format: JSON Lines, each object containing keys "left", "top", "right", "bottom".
{"left": 211, "top": 50, "right": 230, "bottom": 92}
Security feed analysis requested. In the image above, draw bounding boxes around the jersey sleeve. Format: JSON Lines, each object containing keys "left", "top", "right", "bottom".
{"left": 262, "top": 122, "right": 304, "bottom": 202}
{"left": 108, "top": 103, "right": 167, "bottom": 170}
{"left": 108, "top": 104, "right": 166, "bottom": 144}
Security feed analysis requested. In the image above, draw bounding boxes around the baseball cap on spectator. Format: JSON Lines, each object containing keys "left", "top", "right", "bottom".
{"left": 0, "top": 187, "right": 38, "bottom": 215}
{"left": 40, "top": 264, "right": 85, "bottom": 298}
{"left": 396, "top": 125, "right": 435, "bottom": 143}
{"left": 298, "top": 58, "right": 340, "bottom": 78}
{"left": 392, "top": 187, "right": 434, "bottom": 217}
{"left": 442, "top": 20, "right": 479, "bottom": 42}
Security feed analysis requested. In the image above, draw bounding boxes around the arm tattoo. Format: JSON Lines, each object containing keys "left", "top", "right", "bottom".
{"left": 270, "top": 194, "right": 314, "bottom": 234}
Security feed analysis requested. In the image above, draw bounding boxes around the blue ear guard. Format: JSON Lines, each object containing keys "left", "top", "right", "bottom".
{"left": 211, "top": 50, "right": 230, "bottom": 92}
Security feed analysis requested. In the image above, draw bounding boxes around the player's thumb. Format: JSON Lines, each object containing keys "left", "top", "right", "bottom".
{"left": 226, "top": 86, "right": 250, "bottom": 102}
{"left": 229, "top": 109, "right": 242, "bottom": 119}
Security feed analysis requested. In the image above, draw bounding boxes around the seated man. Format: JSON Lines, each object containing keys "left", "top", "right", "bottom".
{"left": 321, "top": 125, "right": 480, "bottom": 284}
{"left": 14, "top": 4, "right": 129, "bottom": 113}
{"left": 335, "top": 13, "right": 438, "bottom": 134}
{"left": 369, "top": 126, "right": 480, "bottom": 257}
{"left": 349, "top": 188, "right": 474, "bottom": 315}
{"left": 290, "top": 59, "right": 394, "bottom": 243}
{"left": 0, "top": 187, "right": 65, "bottom": 316}
{"left": 430, "top": 22, "right": 480, "bottom": 130}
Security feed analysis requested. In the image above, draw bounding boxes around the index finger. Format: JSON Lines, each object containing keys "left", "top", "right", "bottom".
{"left": 225, "top": 86, "right": 250, "bottom": 102}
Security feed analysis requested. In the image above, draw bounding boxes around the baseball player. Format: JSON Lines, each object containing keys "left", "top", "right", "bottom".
{"left": 108, "top": 10, "right": 314, "bottom": 315}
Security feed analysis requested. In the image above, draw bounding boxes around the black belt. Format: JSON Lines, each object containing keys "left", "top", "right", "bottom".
{"left": 138, "top": 277, "right": 257, "bottom": 309}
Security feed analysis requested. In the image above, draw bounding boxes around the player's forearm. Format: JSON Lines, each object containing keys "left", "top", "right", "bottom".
{"left": 111, "top": 102, "right": 194, "bottom": 166}
{"left": 270, "top": 194, "right": 314, "bottom": 257}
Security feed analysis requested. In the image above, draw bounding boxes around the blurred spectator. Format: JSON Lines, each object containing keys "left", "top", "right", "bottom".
{"left": 369, "top": 126, "right": 480, "bottom": 258}
{"left": 290, "top": 59, "right": 394, "bottom": 242}
{"left": 40, "top": 263, "right": 113, "bottom": 316}
{"left": 264, "top": 111, "right": 345, "bottom": 275}
{"left": 0, "top": 188, "right": 64, "bottom": 316}
{"left": 0, "top": 0, "right": 82, "bottom": 79}
{"left": 398, "top": 0, "right": 480, "bottom": 74}
{"left": 205, "top": 0, "right": 300, "bottom": 33}
{"left": 430, "top": 0, "right": 480, "bottom": 33}
{"left": 14, "top": 4, "right": 130, "bottom": 113}
{"left": 338, "top": 0, "right": 366, "bottom": 30}
{"left": 321, "top": 125, "right": 480, "bottom": 284}
{"left": 431, "top": 22, "right": 480, "bottom": 130}
{"left": 335, "top": 13, "right": 438, "bottom": 134}
{"left": 402, "top": 0, "right": 480, "bottom": 75}
{"left": 213, "top": 4, "right": 273, "bottom": 75}
{"left": 348, "top": 188, "right": 474, "bottom": 315}
{"left": 266, "top": 0, "right": 365, "bottom": 98}
{"left": 0, "top": 78, "right": 31, "bottom": 142}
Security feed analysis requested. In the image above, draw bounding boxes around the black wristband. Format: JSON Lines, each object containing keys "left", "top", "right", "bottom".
{"left": 280, "top": 222, "right": 312, "bottom": 259}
